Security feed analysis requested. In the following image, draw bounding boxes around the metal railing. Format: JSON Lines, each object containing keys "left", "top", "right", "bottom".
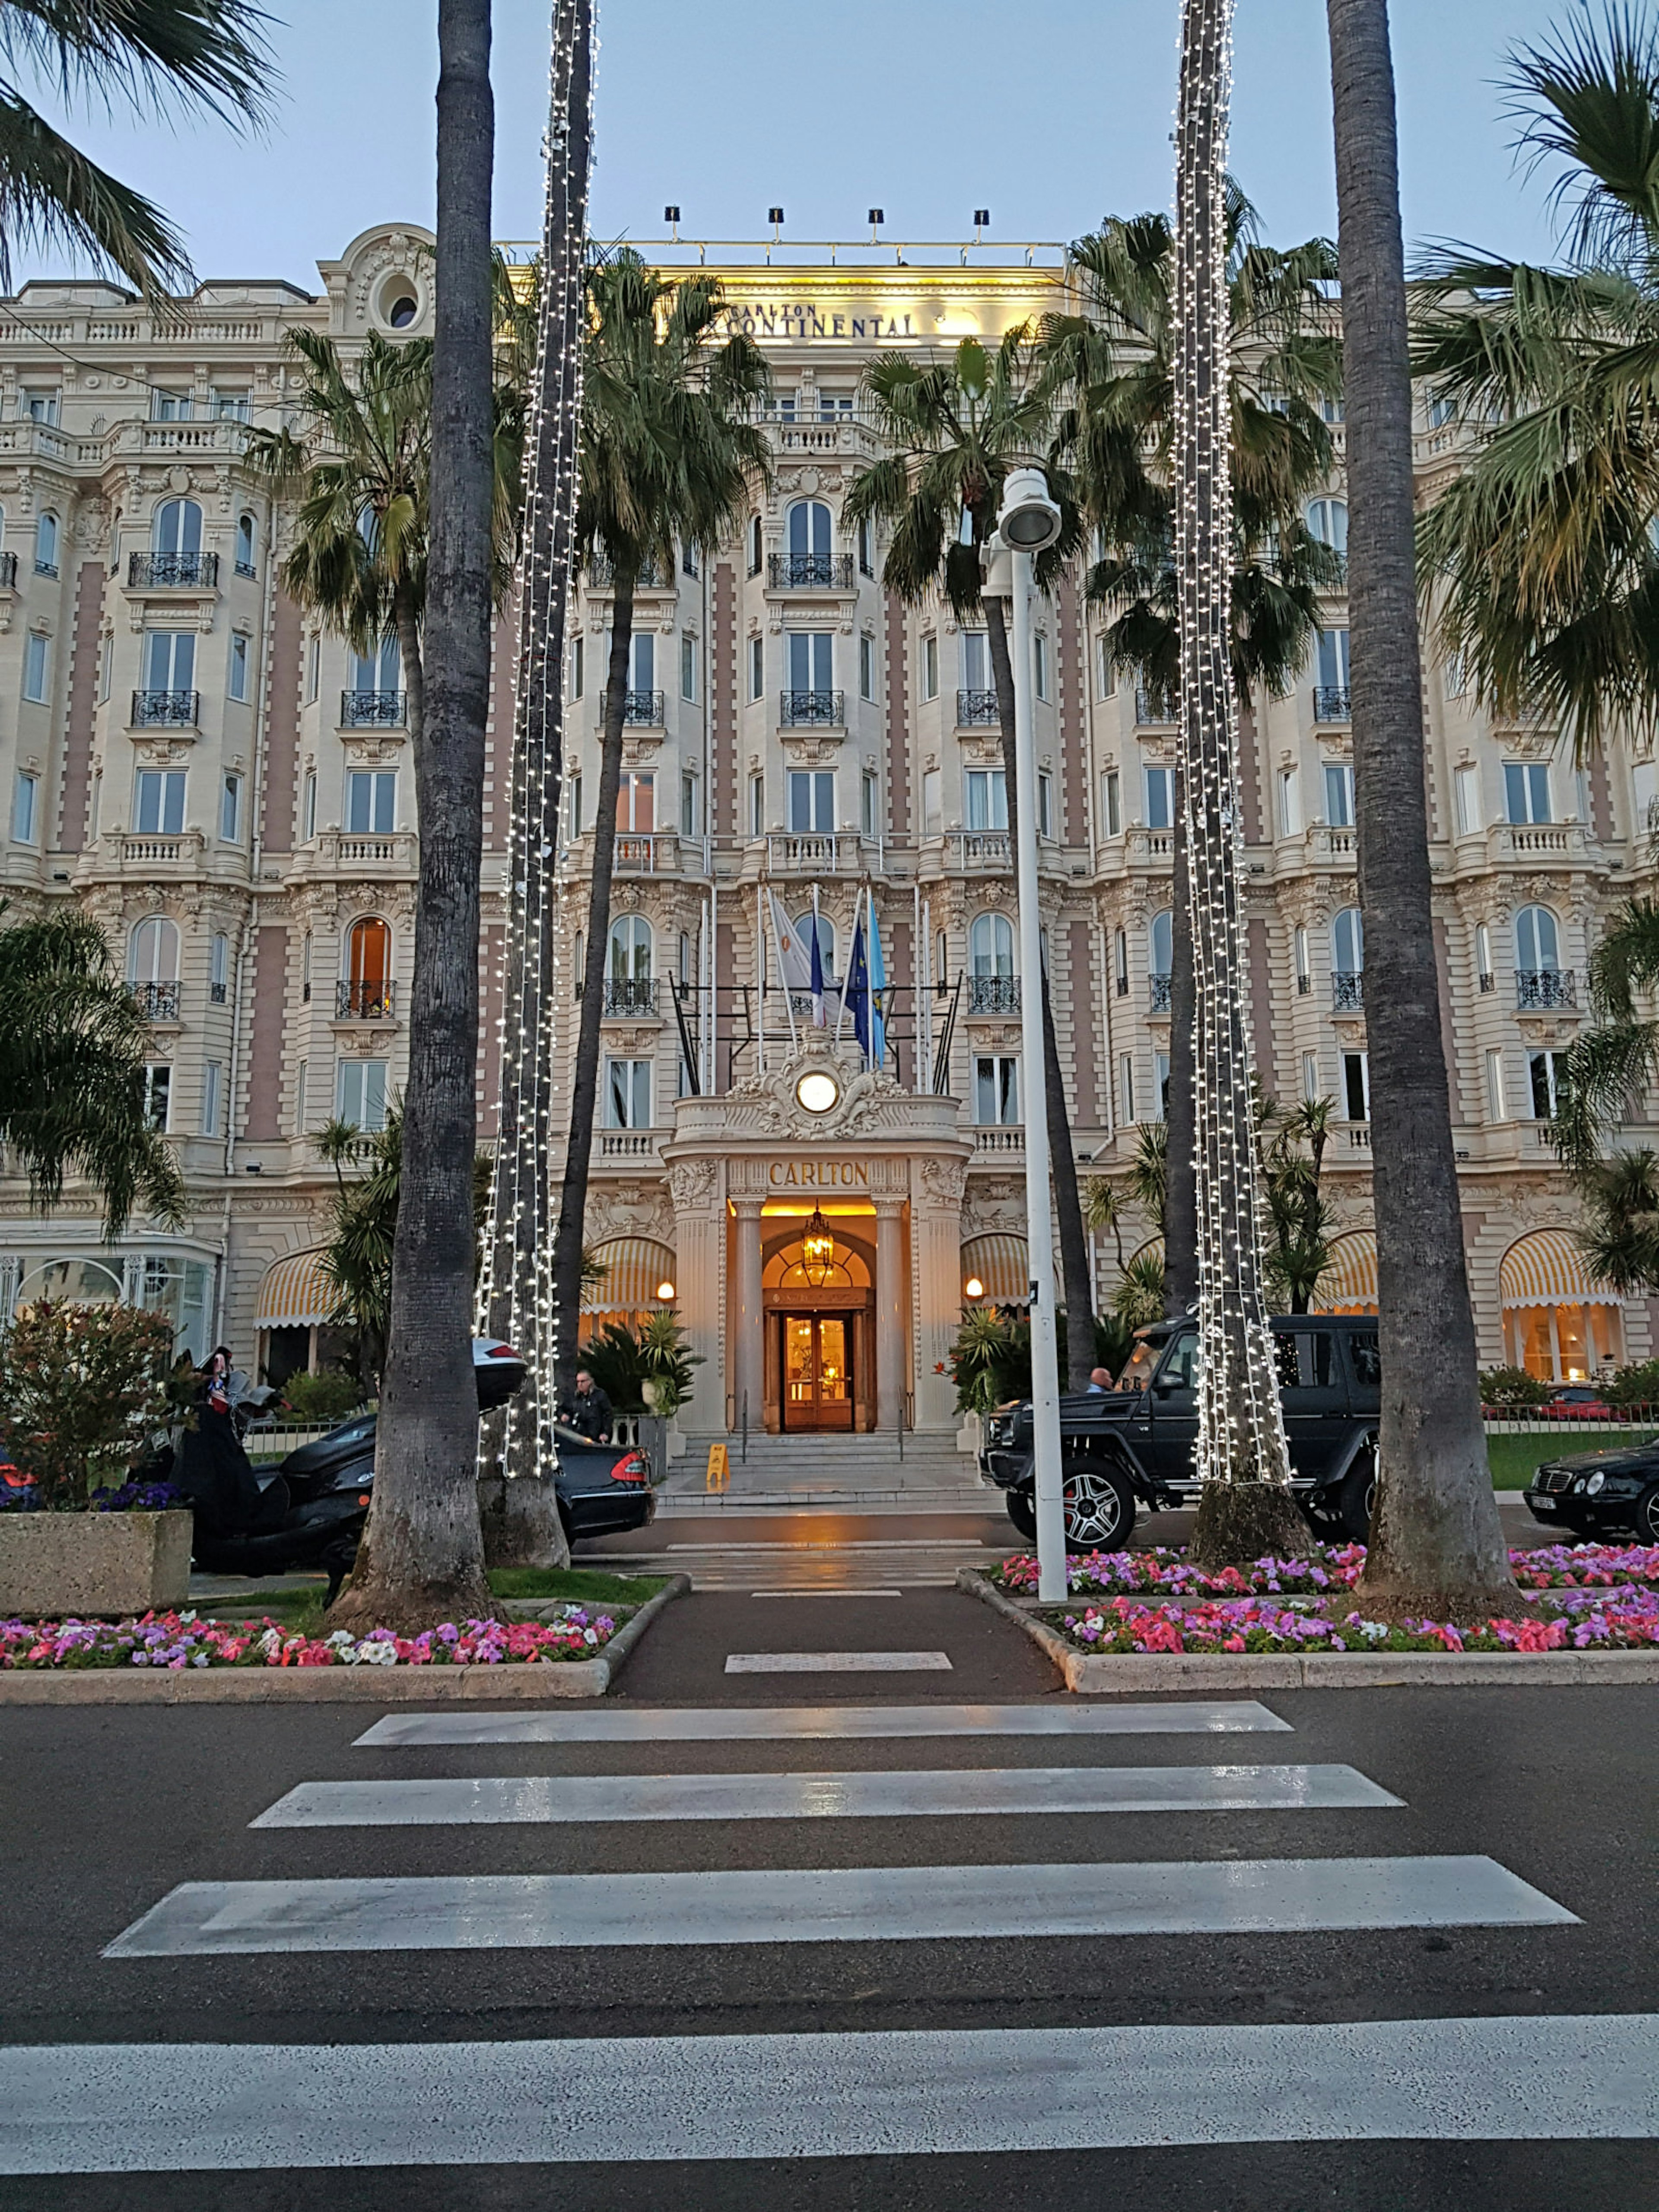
{"left": 131, "top": 688, "right": 198, "bottom": 727}
{"left": 586, "top": 553, "right": 670, "bottom": 589}
{"left": 210, "top": 979, "right": 227, "bottom": 1004}
{"left": 1478, "top": 971, "right": 1495, "bottom": 994}
{"left": 341, "top": 689, "right": 406, "bottom": 728}
{"left": 130, "top": 980, "right": 179, "bottom": 1020}
{"left": 967, "top": 974, "right": 1020, "bottom": 1013}
{"left": 956, "top": 687, "right": 1001, "bottom": 726}
{"left": 1149, "top": 972, "right": 1173, "bottom": 1012}
{"left": 769, "top": 551, "right": 854, "bottom": 589}
{"left": 1517, "top": 968, "right": 1577, "bottom": 1009}
{"left": 235, "top": 558, "right": 256, "bottom": 580}
{"left": 602, "top": 976, "right": 658, "bottom": 1015}
{"left": 1135, "top": 686, "right": 1177, "bottom": 724}
{"left": 780, "top": 688, "right": 843, "bottom": 726}
{"left": 0, "top": 552, "right": 17, "bottom": 589}
{"left": 336, "top": 980, "right": 395, "bottom": 1019}
{"left": 622, "top": 689, "right": 664, "bottom": 726}
{"left": 1332, "top": 970, "right": 1364, "bottom": 1009}
{"left": 128, "top": 550, "right": 218, "bottom": 589}
{"left": 1314, "top": 686, "right": 1352, "bottom": 722}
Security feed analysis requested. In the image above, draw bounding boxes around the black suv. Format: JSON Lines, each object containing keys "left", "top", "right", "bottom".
{"left": 981, "top": 1314, "right": 1382, "bottom": 1550}
{"left": 1524, "top": 1442, "right": 1659, "bottom": 1543}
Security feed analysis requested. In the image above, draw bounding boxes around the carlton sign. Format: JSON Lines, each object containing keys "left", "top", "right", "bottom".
{"left": 768, "top": 1160, "right": 871, "bottom": 1189}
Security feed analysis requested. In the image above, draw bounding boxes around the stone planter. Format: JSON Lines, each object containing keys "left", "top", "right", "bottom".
{"left": 0, "top": 1510, "right": 192, "bottom": 1619}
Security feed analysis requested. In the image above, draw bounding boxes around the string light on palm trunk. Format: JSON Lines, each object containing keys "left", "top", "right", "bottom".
{"left": 1173, "top": 0, "right": 1294, "bottom": 1493}
{"left": 476, "top": 0, "right": 593, "bottom": 1485}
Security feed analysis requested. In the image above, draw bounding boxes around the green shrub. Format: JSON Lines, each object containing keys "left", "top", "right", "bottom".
{"left": 1478, "top": 1365, "right": 1550, "bottom": 1407}
{"left": 580, "top": 1311, "right": 701, "bottom": 1417}
{"left": 279, "top": 1367, "right": 366, "bottom": 1424}
{"left": 0, "top": 1300, "right": 180, "bottom": 1507}
{"left": 1606, "top": 1359, "right": 1659, "bottom": 1407}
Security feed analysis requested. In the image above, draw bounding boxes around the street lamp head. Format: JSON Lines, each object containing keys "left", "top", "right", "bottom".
{"left": 1000, "top": 465, "right": 1062, "bottom": 552}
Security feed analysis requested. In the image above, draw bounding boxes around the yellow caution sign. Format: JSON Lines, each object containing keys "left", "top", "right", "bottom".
{"left": 705, "top": 1443, "right": 730, "bottom": 1493}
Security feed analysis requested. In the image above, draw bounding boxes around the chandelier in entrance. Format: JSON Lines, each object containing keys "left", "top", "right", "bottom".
{"left": 799, "top": 1207, "right": 837, "bottom": 1290}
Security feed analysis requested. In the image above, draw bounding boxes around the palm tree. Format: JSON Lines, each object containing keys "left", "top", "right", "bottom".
{"left": 549, "top": 252, "right": 770, "bottom": 1397}
{"left": 1261, "top": 1094, "right": 1336, "bottom": 1313}
{"left": 843, "top": 332, "right": 1100, "bottom": 1391}
{"left": 1044, "top": 188, "right": 1344, "bottom": 1318}
{"left": 0, "top": 0, "right": 272, "bottom": 297}
{"left": 0, "top": 904, "right": 185, "bottom": 1232}
{"left": 1326, "top": 0, "right": 1517, "bottom": 1610}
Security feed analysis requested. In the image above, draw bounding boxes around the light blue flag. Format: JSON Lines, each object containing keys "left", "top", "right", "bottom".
{"left": 868, "top": 899, "right": 887, "bottom": 1069}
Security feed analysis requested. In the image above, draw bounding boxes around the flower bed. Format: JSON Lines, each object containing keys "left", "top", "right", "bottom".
{"left": 0, "top": 1480, "right": 186, "bottom": 1515}
{"left": 1049, "top": 1588, "right": 1659, "bottom": 1656}
{"left": 0, "top": 1606, "right": 619, "bottom": 1671}
{"left": 995, "top": 1541, "right": 1659, "bottom": 1601}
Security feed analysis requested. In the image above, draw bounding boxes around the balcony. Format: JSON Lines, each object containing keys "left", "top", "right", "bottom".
{"left": 336, "top": 980, "right": 395, "bottom": 1020}
{"left": 0, "top": 552, "right": 17, "bottom": 589}
{"left": 956, "top": 688, "right": 1001, "bottom": 727}
{"left": 967, "top": 975, "right": 1020, "bottom": 1014}
{"left": 769, "top": 552, "right": 854, "bottom": 590}
{"left": 130, "top": 980, "right": 179, "bottom": 1021}
{"left": 586, "top": 553, "right": 670, "bottom": 590}
{"left": 613, "top": 832, "right": 671, "bottom": 873}
{"left": 780, "top": 689, "right": 844, "bottom": 727}
{"left": 973, "top": 1127, "right": 1025, "bottom": 1154}
{"left": 1314, "top": 686, "right": 1352, "bottom": 722}
{"left": 598, "top": 1130, "right": 661, "bottom": 1158}
{"left": 1332, "top": 970, "right": 1364, "bottom": 1009}
{"left": 943, "top": 830, "right": 1013, "bottom": 869}
{"left": 765, "top": 831, "right": 857, "bottom": 872}
{"left": 1347, "top": 1124, "right": 1372, "bottom": 1149}
{"left": 131, "top": 689, "right": 198, "bottom": 728}
{"left": 210, "top": 980, "right": 227, "bottom": 1004}
{"left": 127, "top": 551, "right": 219, "bottom": 590}
{"left": 603, "top": 977, "right": 658, "bottom": 1016}
{"left": 1516, "top": 968, "right": 1578, "bottom": 1010}
{"left": 1149, "top": 973, "right": 1173, "bottom": 1012}
{"left": 1478, "top": 971, "right": 1495, "bottom": 993}
{"left": 341, "top": 689, "right": 406, "bottom": 728}
{"left": 622, "top": 689, "right": 664, "bottom": 726}
{"left": 1135, "top": 686, "right": 1178, "bottom": 725}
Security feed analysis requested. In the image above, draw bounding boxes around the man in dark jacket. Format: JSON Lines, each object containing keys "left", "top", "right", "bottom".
{"left": 561, "top": 1368, "right": 613, "bottom": 1444}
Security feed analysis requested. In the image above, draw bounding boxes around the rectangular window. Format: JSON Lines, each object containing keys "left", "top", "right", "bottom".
{"left": 296, "top": 1059, "right": 308, "bottom": 1137}
{"left": 143, "top": 1063, "right": 171, "bottom": 1133}
{"left": 336, "top": 1058, "right": 389, "bottom": 1133}
{"left": 11, "top": 771, "right": 37, "bottom": 843}
{"left": 861, "top": 773, "right": 877, "bottom": 838}
{"left": 1156, "top": 1052, "right": 1171, "bottom": 1116}
{"left": 681, "top": 539, "right": 699, "bottom": 578}
{"left": 571, "top": 635, "right": 583, "bottom": 699}
{"left": 1302, "top": 1051, "right": 1320, "bottom": 1105}
{"left": 345, "top": 771, "right": 396, "bottom": 835}
{"left": 922, "top": 635, "right": 939, "bottom": 700}
{"left": 1114, "top": 928, "right": 1129, "bottom": 995}
{"left": 144, "top": 630, "right": 195, "bottom": 693}
{"left": 857, "top": 515, "right": 874, "bottom": 575}
{"left": 788, "top": 770, "right": 835, "bottom": 834}
{"left": 1033, "top": 633, "right": 1049, "bottom": 700}
{"left": 1119, "top": 1053, "right": 1136, "bottom": 1125}
{"left": 219, "top": 773, "right": 243, "bottom": 843}
{"left": 228, "top": 632, "right": 249, "bottom": 701}
{"left": 135, "top": 769, "right": 185, "bottom": 835}
{"left": 22, "top": 631, "right": 50, "bottom": 702}
{"left": 201, "top": 1060, "right": 222, "bottom": 1138}
{"left": 966, "top": 768, "right": 1008, "bottom": 832}
{"left": 680, "top": 633, "right": 696, "bottom": 702}
{"left": 1096, "top": 638, "right": 1117, "bottom": 699}
{"left": 1037, "top": 770, "right": 1054, "bottom": 840}
{"left": 305, "top": 635, "right": 320, "bottom": 702}
{"left": 1343, "top": 1050, "right": 1370, "bottom": 1122}
{"left": 629, "top": 632, "right": 655, "bottom": 693}
{"left": 150, "top": 391, "right": 192, "bottom": 423}
{"left": 22, "top": 389, "right": 59, "bottom": 426}
{"left": 960, "top": 632, "right": 989, "bottom": 691}
{"left": 749, "top": 772, "right": 765, "bottom": 837}
{"left": 1317, "top": 627, "right": 1351, "bottom": 691}
{"left": 922, "top": 768, "right": 942, "bottom": 836}
{"left": 1145, "top": 765, "right": 1173, "bottom": 830}
{"left": 973, "top": 1054, "right": 1020, "bottom": 1125}
{"left": 1102, "top": 770, "right": 1121, "bottom": 837}
{"left": 210, "top": 389, "right": 250, "bottom": 423}
{"left": 1295, "top": 926, "right": 1310, "bottom": 993}
{"left": 618, "top": 770, "right": 654, "bottom": 833}
{"left": 1454, "top": 762, "right": 1480, "bottom": 837}
{"left": 302, "top": 771, "right": 317, "bottom": 842}
{"left": 678, "top": 773, "right": 698, "bottom": 838}
{"left": 749, "top": 636, "right": 764, "bottom": 701}
{"left": 604, "top": 1057, "right": 652, "bottom": 1130}
{"left": 1530, "top": 1050, "right": 1567, "bottom": 1120}
{"left": 1324, "top": 762, "right": 1354, "bottom": 828}
{"left": 859, "top": 634, "right": 874, "bottom": 701}
{"left": 98, "top": 633, "right": 112, "bottom": 703}
{"left": 786, "top": 631, "right": 832, "bottom": 694}
{"left": 210, "top": 931, "right": 228, "bottom": 999}
{"left": 567, "top": 771, "right": 583, "bottom": 838}
{"left": 1445, "top": 651, "right": 1467, "bottom": 699}
{"left": 1505, "top": 761, "right": 1552, "bottom": 825}
{"left": 1486, "top": 1049, "right": 1507, "bottom": 1122}
{"left": 1278, "top": 767, "right": 1301, "bottom": 838}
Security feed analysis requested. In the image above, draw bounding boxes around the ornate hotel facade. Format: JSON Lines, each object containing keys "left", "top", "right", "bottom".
{"left": 0, "top": 222, "right": 1649, "bottom": 1437}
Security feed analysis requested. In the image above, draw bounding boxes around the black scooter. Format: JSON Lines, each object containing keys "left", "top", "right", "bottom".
{"left": 167, "top": 1404, "right": 377, "bottom": 1601}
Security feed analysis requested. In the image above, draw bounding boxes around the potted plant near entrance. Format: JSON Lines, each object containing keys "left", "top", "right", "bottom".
{"left": 0, "top": 1300, "right": 194, "bottom": 1617}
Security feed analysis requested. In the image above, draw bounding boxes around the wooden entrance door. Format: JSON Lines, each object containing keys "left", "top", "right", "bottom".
{"left": 780, "top": 1314, "right": 855, "bottom": 1432}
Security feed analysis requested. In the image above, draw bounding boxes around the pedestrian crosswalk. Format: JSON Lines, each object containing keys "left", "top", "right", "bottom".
{"left": 6, "top": 1661, "right": 1653, "bottom": 2178}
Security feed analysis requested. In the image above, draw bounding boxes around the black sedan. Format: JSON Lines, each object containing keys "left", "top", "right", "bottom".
{"left": 553, "top": 1426, "right": 655, "bottom": 1544}
{"left": 1525, "top": 1441, "right": 1659, "bottom": 1543}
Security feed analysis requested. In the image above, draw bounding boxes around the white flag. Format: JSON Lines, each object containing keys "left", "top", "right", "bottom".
{"left": 769, "top": 891, "right": 813, "bottom": 994}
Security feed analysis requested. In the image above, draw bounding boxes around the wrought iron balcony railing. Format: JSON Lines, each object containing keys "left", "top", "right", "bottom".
{"left": 768, "top": 551, "right": 854, "bottom": 589}
{"left": 131, "top": 688, "right": 198, "bottom": 727}
{"left": 967, "top": 974, "right": 1020, "bottom": 1014}
{"left": 1478, "top": 971, "right": 1495, "bottom": 994}
{"left": 603, "top": 976, "right": 658, "bottom": 1015}
{"left": 336, "top": 980, "right": 395, "bottom": 1019}
{"left": 1149, "top": 972, "right": 1173, "bottom": 1012}
{"left": 1332, "top": 970, "right": 1364, "bottom": 1009}
{"left": 622, "top": 689, "right": 664, "bottom": 726}
{"left": 1135, "top": 686, "right": 1178, "bottom": 725}
{"left": 235, "top": 559, "right": 256, "bottom": 580}
{"left": 956, "top": 687, "right": 1001, "bottom": 726}
{"left": 341, "top": 689, "right": 406, "bottom": 728}
{"left": 586, "top": 553, "right": 669, "bottom": 589}
{"left": 210, "top": 979, "right": 227, "bottom": 1004}
{"left": 0, "top": 552, "right": 17, "bottom": 589}
{"left": 1516, "top": 968, "right": 1577, "bottom": 1010}
{"left": 128, "top": 551, "right": 219, "bottom": 589}
{"left": 1314, "top": 685, "right": 1352, "bottom": 722}
{"left": 780, "top": 689, "right": 844, "bottom": 726}
{"left": 130, "top": 980, "right": 179, "bottom": 1020}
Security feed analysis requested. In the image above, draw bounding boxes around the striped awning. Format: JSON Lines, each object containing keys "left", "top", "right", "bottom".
{"left": 584, "top": 1236, "right": 677, "bottom": 1313}
{"left": 254, "top": 1249, "right": 337, "bottom": 1330}
{"left": 1314, "top": 1231, "right": 1379, "bottom": 1315}
{"left": 1500, "top": 1230, "right": 1617, "bottom": 1310}
{"left": 961, "top": 1233, "right": 1032, "bottom": 1306}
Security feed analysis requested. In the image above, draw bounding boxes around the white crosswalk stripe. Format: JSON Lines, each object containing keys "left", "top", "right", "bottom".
{"left": 354, "top": 1699, "right": 1297, "bottom": 1743}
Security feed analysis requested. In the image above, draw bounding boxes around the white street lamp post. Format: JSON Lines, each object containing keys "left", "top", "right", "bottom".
{"left": 992, "top": 468, "right": 1067, "bottom": 1603}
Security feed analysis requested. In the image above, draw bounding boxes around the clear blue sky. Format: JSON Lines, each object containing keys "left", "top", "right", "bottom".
{"left": 8, "top": 0, "right": 1609, "bottom": 292}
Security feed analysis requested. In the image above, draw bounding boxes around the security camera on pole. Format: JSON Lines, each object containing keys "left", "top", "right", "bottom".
{"left": 983, "top": 466, "right": 1066, "bottom": 1604}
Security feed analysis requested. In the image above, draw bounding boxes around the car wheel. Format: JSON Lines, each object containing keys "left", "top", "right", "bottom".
{"left": 1330, "top": 1451, "right": 1377, "bottom": 1545}
{"left": 1004, "top": 1490, "right": 1037, "bottom": 1542}
{"left": 1062, "top": 1461, "right": 1136, "bottom": 1553}
{"left": 1637, "top": 1484, "right": 1659, "bottom": 1545}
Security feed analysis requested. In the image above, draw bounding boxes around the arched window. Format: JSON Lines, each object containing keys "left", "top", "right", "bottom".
{"left": 969, "top": 911, "right": 1014, "bottom": 977}
{"left": 609, "top": 913, "right": 652, "bottom": 983}
{"left": 343, "top": 916, "right": 392, "bottom": 1019}
{"left": 152, "top": 499, "right": 202, "bottom": 555}
{"left": 128, "top": 915, "right": 179, "bottom": 982}
{"left": 1516, "top": 905, "right": 1560, "bottom": 972}
{"left": 34, "top": 511, "right": 58, "bottom": 576}
{"left": 1149, "top": 908, "right": 1173, "bottom": 977}
{"left": 1307, "top": 497, "right": 1348, "bottom": 554}
{"left": 747, "top": 514, "right": 763, "bottom": 576}
{"left": 785, "top": 499, "right": 833, "bottom": 583}
{"left": 235, "top": 512, "right": 257, "bottom": 576}
{"left": 1333, "top": 906, "right": 1364, "bottom": 975}
{"left": 794, "top": 911, "right": 835, "bottom": 977}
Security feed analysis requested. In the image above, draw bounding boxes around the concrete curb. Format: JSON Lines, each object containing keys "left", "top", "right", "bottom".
{"left": 0, "top": 1575, "right": 690, "bottom": 1706}
{"left": 954, "top": 1567, "right": 1659, "bottom": 1690}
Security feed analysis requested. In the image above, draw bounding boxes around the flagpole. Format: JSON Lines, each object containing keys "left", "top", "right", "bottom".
{"left": 920, "top": 894, "right": 933, "bottom": 1093}
{"left": 769, "top": 892, "right": 800, "bottom": 1052}
{"left": 755, "top": 884, "right": 766, "bottom": 1078}
{"left": 834, "top": 889, "right": 850, "bottom": 1046}
{"left": 865, "top": 883, "right": 874, "bottom": 1073}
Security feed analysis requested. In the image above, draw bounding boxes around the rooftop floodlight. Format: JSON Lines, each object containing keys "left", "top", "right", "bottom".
{"left": 768, "top": 206, "right": 785, "bottom": 229}
{"left": 1000, "top": 465, "right": 1062, "bottom": 552}
{"left": 868, "top": 207, "right": 884, "bottom": 229}
{"left": 664, "top": 204, "right": 680, "bottom": 238}
{"left": 974, "top": 208, "right": 991, "bottom": 235}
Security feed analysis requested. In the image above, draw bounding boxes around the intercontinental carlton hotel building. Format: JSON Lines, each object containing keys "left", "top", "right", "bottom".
{"left": 0, "top": 220, "right": 1649, "bottom": 1446}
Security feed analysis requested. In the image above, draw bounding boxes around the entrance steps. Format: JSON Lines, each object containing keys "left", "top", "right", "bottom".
{"left": 663, "top": 1431, "right": 995, "bottom": 1513}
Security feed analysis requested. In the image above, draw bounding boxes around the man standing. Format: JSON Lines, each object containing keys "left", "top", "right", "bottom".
{"left": 561, "top": 1367, "right": 613, "bottom": 1443}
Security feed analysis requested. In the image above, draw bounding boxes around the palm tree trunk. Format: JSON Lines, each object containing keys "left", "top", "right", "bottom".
{"left": 1327, "top": 0, "right": 1515, "bottom": 1609}
{"left": 1164, "top": 780, "right": 1200, "bottom": 1314}
{"left": 985, "top": 592, "right": 1096, "bottom": 1391}
{"left": 550, "top": 572, "right": 634, "bottom": 1400}
{"left": 1176, "top": 0, "right": 1303, "bottom": 1564}
{"left": 331, "top": 0, "right": 497, "bottom": 1632}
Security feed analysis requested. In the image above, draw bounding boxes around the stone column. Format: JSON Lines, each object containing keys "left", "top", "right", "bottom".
{"left": 875, "top": 1198, "right": 906, "bottom": 1432}
{"left": 666, "top": 1157, "right": 723, "bottom": 1440}
{"left": 732, "top": 1197, "right": 766, "bottom": 1439}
